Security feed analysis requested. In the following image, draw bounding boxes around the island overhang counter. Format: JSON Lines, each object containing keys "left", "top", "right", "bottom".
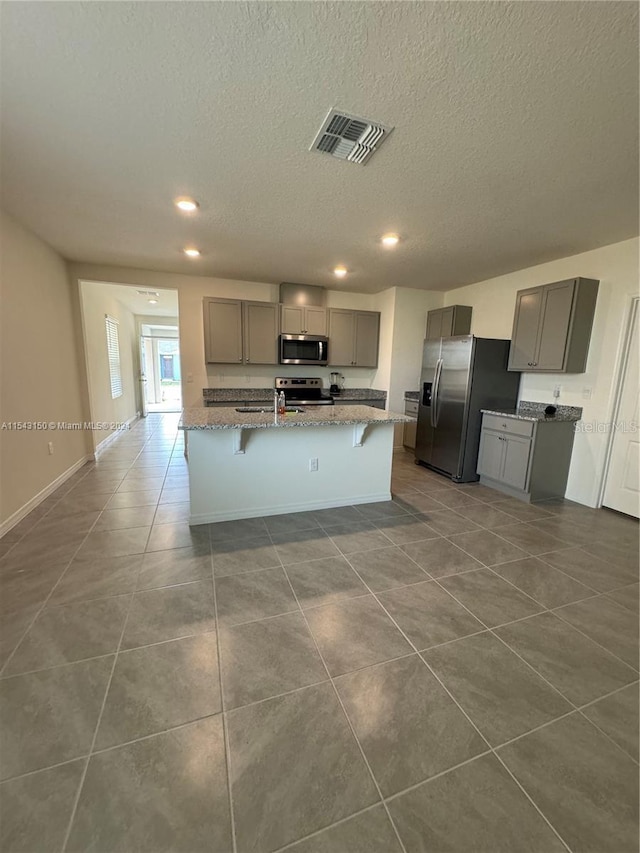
{"left": 179, "top": 405, "right": 411, "bottom": 525}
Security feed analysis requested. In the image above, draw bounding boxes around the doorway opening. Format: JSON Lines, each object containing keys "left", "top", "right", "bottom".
{"left": 141, "top": 326, "right": 182, "bottom": 413}
{"left": 78, "top": 280, "right": 181, "bottom": 456}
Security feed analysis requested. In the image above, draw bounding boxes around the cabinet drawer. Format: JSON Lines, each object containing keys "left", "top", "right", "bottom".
{"left": 483, "top": 414, "right": 534, "bottom": 438}
{"left": 404, "top": 400, "right": 419, "bottom": 417}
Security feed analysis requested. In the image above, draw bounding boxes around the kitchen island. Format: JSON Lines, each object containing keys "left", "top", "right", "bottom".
{"left": 180, "top": 405, "right": 410, "bottom": 525}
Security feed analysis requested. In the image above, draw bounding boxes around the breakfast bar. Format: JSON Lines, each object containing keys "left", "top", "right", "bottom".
{"left": 180, "top": 405, "right": 411, "bottom": 525}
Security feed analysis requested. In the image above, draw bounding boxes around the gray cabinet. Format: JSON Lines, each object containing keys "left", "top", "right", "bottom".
{"left": 403, "top": 398, "right": 418, "bottom": 448}
{"left": 477, "top": 413, "right": 576, "bottom": 502}
{"left": 244, "top": 302, "right": 279, "bottom": 364}
{"left": 508, "top": 277, "right": 599, "bottom": 373}
{"left": 203, "top": 298, "right": 279, "bottom": 365}
{"left": 328, "top": 309, "right": 380, "bottom": 367}
{"left": 203, "top": 298, "right": 243, "bottom": 364}
{"left": 280, "top": 305, "right": 327, "bottom": 335}
{"left": 426, "top": 305, "right": 472, "bottom": 340}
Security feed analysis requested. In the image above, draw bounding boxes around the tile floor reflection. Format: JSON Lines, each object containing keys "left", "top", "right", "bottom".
{"left": 0, "top": 413, "right": 638, "bottom": 852}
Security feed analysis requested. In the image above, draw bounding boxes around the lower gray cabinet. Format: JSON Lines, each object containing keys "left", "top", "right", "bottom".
{"left": 403, "top": 398, "right": 418, "bottom": 448}
{"left": 477, "top": 413, "right": 576, "bottom": 502}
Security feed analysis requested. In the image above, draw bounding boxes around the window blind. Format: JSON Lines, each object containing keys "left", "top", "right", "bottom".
{"left": 105, "top": 315, "right": 123, "bottom": 399}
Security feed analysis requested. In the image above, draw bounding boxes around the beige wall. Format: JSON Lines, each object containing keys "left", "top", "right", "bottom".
{"left": 0, "top": 212, "right": 89, "bottom": 526}
{"left": 443, "top": 237, "right": 640, "bottom": 506}
{"left": 387, "top": 287, "right": 444, "bottom": 414}
{"left": 79, "top": 281, "right": 141, "bottom": 451}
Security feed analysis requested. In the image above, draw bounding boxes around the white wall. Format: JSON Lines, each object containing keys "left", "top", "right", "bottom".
{"left": 387, "top": 287, "right": 444, "bottom": 414}
{"left": 79, "top": 281, "right": 141, "bottom": 450}
{"left": 0, "top": 212, "right": 89, "bottom": 527}
{"left": 69, "top": 263, "right": 390, "bottom": 407}
{"left": 443, "top": 237, "right": 640, "bottom": 506}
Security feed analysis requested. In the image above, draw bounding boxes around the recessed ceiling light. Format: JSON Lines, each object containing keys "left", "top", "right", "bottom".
{"left": 333, "top": 265, "right": 348, "bottom": 278}
{"left": 148, "top": 298, "right": 158, "bottom": 305}
{"left": 175, "top": 198, "right": 199, "bottom": 212}
{"left": 183, "top": 247, "right": 201, "bottom": 257}
{"left": 381, "top": 233, "right": 400, "bottom": 248}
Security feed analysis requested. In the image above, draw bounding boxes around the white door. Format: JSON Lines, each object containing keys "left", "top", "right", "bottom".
{"left": 139, "top": 337, "right": 148, "bottom": 418}
{"left": 603, "top": 298, "right": 639, "bottom": 518}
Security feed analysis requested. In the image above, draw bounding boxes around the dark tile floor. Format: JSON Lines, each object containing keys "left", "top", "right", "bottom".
{"left": 0, "top": 413, "right": 638, "bottom": 852}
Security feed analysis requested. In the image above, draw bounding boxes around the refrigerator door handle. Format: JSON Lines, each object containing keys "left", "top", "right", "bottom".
{"left": 431, "top": 358, "right": 443, "bottom": 428}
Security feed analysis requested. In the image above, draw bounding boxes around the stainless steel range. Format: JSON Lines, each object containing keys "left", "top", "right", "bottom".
{"left": 275, "top": 377, "right": 334, "bottom": 406}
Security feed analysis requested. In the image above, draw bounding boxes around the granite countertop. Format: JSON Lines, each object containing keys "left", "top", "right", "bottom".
{"left": 481, "top": 401, "right": 582, "bottom": 423}
{"left": 180, "top": 404, "right": 409, "bottom": 431}
{"left": 404, "top": 391, "right": 419, "bottom": 401}
{"left": 333, "top": 388, "right": 386, "bottom": 401}
{"left": 202, "top": 387, "right": 387, "bottom": 404}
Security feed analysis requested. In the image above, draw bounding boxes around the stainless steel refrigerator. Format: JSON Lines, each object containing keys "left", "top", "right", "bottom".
{"left": 416, "top": 336, "right": 520, "bottom": 482}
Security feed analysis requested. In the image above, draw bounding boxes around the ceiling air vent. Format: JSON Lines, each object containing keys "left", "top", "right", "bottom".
{"left": 310, "top": 109, "right": 393, "bottom": 165}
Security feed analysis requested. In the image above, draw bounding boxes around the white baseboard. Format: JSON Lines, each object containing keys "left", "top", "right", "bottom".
{"left": 189, "top": 492, "right": 392, "bottom": 526}
{"left": 0, "top": 454, "right": 92, "bottom": 538}
{"left": 94, "top": 412, "right": 140, "bottom": 459}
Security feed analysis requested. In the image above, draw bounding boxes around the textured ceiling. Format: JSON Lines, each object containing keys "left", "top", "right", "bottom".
{"left": 83, "top": 282, "right": 179, "bottom": 319}
{"left": 1, "top": 2, "right": 638, "bottom": 293}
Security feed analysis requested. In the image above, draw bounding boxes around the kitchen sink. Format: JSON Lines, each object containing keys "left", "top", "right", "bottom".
{"left": 235, "top": 406, "right": 305, "bottom": 413}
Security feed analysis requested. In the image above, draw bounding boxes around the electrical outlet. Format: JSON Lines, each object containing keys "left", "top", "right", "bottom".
{"left": 553, "top": 385, "right": 561, "bottom": 399}
{"left": 582, "top": 387, "right": 592, "bottom": 400}
{"left": 48, "top": 442, "right": 54, "bottom": 455}
{"left": 187, "top": 373, "right": 194, "bottom": 384}
{"left": 309, "top": 457, "right": 318, "bottom": 472}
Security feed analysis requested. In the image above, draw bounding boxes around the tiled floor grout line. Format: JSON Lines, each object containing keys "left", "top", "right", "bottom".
{"left": 340, "top": 551, "right": 576, "bottom": 853}
{"left": 2, "top": 434, "right": 636, "bottom": 849}
{"left": 4, "top": 671, "right": 637, "bottom": 792}
{"left": 482, "top": 617, "right": 639, "bottom": 764}
{"left": 493, "top": 680, "right": 640, "bottom": 766}
{"left": 209, "top": 534, "right": 239, "bottom": 853}
{"left": 271, "top": 799, "right": 394, "bottom": 853}
{"left": 59, "top": 583, "right": 138, "bottom": 852}
{"left": 3, "top": 519, "right": 635, "bottom": 681}
{"left": 263, "top": 528, "right": 410, "bottom": 853}
{"left": 5, "top": 541, "right": 630, "bottom": 683}
{"left": 548, "top": 606, "right": 639, "bottom": 674}
{"left": 421, "top": 566, "right": 638, "bottom": 728}
{"left": 0, "top": 626, "right": 220, "bottom": 681}
{"left": 0, "top": 509, "right": 110, "bottom": 677}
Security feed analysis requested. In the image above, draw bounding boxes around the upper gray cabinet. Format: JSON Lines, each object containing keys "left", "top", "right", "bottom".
{"left": 280, "top": 305, "right": 327, "bottom": 336}
{"left": 203, "top": 298, "right": 279, "bottom": 364}
{"left": 426, "top": 305, "right": 472, "bottom": 340}
{"left": 328, "top": 309, "right": 380, "bottom": 367}
{"left": 203, "top": 298, "right": 243, "bottom": 364}
{"left": 508, "top": 277, "right": 599, "bottom": 373}
{"left": 243, "top": 301, "right": 279, "bottom": 364}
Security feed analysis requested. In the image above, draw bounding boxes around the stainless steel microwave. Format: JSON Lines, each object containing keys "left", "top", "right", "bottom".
{"left": 279, "top": 334, "right": 329, "bottom": 365}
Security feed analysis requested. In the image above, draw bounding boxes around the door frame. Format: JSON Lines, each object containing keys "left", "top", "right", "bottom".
{"left": 597, "top": 293, "right": 639, "bottom": 508}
